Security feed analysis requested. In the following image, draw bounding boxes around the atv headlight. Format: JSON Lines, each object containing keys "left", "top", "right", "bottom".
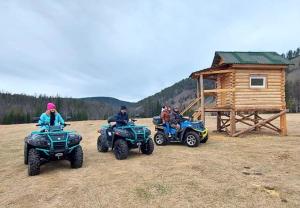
{"left": 191, "top": 121, "right": 204, "bottom": 130}
{"left": 68, "top": 134, "right": 82, "bottom": 145}
{"left": 29, "top": 134, "right": 50, "bottom": 147}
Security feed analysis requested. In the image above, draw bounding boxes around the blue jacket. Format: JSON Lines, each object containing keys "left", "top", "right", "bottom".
{"left": 116, "top": 112, "right": 129, "bottom": 127}
{"left": 38, "top": 112, "right": 65, "bottom": 130}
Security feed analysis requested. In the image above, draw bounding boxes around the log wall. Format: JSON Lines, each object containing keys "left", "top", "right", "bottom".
{"left": 234, "top": 68, "right": 285, "bottom": 110}
{"left": 216, "top": 73, "right": 233, "bottom": 107}
{"left": 215, "top": 68, "right": 285, "bottom": 110}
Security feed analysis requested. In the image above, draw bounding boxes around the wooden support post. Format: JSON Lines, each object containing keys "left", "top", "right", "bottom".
{"left": 217, "top": 112, "right": 221, "bottom": 132}
{"left": 216, "top": 76, "right": 221, "bottom": 107}
{"left": 196, "top": 77, "right": 200, "bottom": 107}
{"left": 280, "top": 112, "right": 287, "bottom": 136}
{"left": 254, "top": 111, "right": 259, "bottom": 131}
{"left": 230, "top": 110, "right": 236, "bottom": 136}
{"left": 200, "top": 74, "right": 205, "bottom": 123}
{"left": 280, "top": 68, "right": 287, "bottom": 136}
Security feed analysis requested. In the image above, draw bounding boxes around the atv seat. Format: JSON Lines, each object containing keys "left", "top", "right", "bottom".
{"left": 152, "top": 116, "right": 163, "bottom": 126}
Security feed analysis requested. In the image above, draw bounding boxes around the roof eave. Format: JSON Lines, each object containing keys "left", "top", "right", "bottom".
{"left": 190, "top": 64, "right": 231, "bottom": 79}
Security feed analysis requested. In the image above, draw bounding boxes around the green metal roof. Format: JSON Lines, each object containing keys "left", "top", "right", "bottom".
{"left": 212, "top": 51, "right": 292, "bottom": 67}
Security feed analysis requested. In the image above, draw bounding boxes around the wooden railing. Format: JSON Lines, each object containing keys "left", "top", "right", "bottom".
{"left": 192, "top": 110, "right": 202, "bottom": 120}
{"left": 180, "top": 97, "right": 201, "bottom": 115}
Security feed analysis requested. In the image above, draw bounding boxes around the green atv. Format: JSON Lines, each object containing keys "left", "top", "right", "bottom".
{"left": 24, "top": 123, "right": 83, "bottom": 176}
{"left": 97, "top": 117, "right": 154, "bottom": 160}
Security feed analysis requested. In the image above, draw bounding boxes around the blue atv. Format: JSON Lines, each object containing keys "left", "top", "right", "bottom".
{"left": 97, "top": 117, "right": 154, "bottom": 160}
{"left": 24, "top": 123, "right": 83, "bottom": 176}
{"left": 152, "top": 116, "right": 208, "bottom": 147}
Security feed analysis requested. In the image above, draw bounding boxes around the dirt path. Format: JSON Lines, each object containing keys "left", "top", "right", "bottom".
{"left": 0, "top": 114, "right": 300, "bottom": 208}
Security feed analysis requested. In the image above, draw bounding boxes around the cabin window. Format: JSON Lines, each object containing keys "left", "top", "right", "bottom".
{"left": 250, "top": 75, "right": 267, "bottom": 88}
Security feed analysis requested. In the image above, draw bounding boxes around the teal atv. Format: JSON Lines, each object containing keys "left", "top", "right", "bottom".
{"left": 24, "top": 123, "right": 83, "bottom": 176}
{"left": 97, "top": 117, "right": 154, "bottom": 160}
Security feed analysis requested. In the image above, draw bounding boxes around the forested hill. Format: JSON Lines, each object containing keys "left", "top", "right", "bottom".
{"left": 135, "top": 78, "right": 197, "bottom": 117}
{"left": 285, "top": 48, "right": 300, "bottom": 113}
{"left": 135, "top": 78, "right": 215, "bottom": 117}
{"left": 81, "top": 97, "right": 135, "bottom": 109}
{"left": 0, "top": 93, "right": 109, "bottom": 124}
{"left": 0, "top": 78, "right": 204, "bottom": 124}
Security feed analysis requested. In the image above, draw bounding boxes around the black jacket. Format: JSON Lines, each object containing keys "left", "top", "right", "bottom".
{"left": 170, "top": 111, "right": 182, "bottom": 125}
{"left": 116, "top": 112, "right": 129, "bottom": 127}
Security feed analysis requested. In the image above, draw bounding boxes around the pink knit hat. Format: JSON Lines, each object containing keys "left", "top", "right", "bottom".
{"left": 47, "top": 102, "right": 56, "bottom": 111}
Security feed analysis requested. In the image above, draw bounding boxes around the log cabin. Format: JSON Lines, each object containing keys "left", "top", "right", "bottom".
{"left": 182, "top": 51, "right": 292, "bottom": 137}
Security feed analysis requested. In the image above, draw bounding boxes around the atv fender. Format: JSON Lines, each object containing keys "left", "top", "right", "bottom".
{"left": 111, "top": 129, "right": 129, "bottom": 148}
{"left": 182, "top": 127, "right": 208, "bottom": 140}
{"left": 112, "top": 135, "right": 125, "bottom": 149}
{"left": 180, "top": 127, "right": 197, "bottom": 141}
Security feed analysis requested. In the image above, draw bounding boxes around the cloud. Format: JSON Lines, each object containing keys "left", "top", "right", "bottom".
{"left": 0, "top": 0, "right": 299, "bottom": 101}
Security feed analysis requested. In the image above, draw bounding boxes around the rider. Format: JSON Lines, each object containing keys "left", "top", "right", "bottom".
{"left": 170, "top": 106, "right": 182, "bottom": 130}
{"left": 38, "top": 102, "right": 65, "bottom": 131}
{"left": 161, "top": 105, "right": 171, "bottom": 137}
{"left": 115, "top": 106, "right": 129, "bottom": 127}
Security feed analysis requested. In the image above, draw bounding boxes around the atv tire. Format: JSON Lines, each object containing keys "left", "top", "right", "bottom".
{"left": 201, "top": 134, "right": 208, "bottom": 143}
{"left": 70, "top": 145, "right": 83, "bottom": 168}
{"left": 97, "top": 135, "right": 109, "bottom": 152}
{"left": 114, "top": 139, "right": 129, "bottom": 160}
{"left": 154, "top": 132, "right": 167, "bottom": 146}
{"left": 28, "top": 148, "right": 40, "bottom": 176}
{"left": 185, "top": 131, "right": 200, "bottom": 147}
{"left": 24, "top": 143, "right": 28, "bottom": 165}
{"left": 141, "top": 138, "right": 154, "bottom": 155}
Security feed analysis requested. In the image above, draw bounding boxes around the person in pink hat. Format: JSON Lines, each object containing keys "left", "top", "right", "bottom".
{"left": 38, "top": 102, "right": 65, "bottom": 130}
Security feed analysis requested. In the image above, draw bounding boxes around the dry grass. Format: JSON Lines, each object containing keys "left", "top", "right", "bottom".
{"left": 0, "top": 114, "right": 300, "bottom": 208}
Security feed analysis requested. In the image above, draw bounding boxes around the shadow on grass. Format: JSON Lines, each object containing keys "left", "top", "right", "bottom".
{"left": 39, "top": 160, "right": 73, "bottom": 174}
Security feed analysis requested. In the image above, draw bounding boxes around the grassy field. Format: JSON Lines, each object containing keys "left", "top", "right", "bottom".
{"left": 0, "top": 114, "right": 300, "bottom": 208}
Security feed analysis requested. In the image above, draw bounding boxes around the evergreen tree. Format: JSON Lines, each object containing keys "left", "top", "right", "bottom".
{"left": 287, "top": 50, "right": 293, "bottom": 59}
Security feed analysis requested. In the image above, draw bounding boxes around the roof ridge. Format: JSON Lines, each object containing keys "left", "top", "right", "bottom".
{"left": 216, "top": 51, "right": 278, "bottom": 53}
{"left": 212, "top": 51, "right": 292, "bottom": 66}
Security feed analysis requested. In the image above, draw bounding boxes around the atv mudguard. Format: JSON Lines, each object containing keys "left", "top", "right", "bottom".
{"left": 178, "top": 127, "right": 205, "bottom": 141}
{"left": 110, "top": 128, "right": 129, "bottom": 149}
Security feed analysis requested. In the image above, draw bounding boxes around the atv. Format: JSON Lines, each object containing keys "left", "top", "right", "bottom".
{"left": 152, "top": 116, "right": 208, "bottom": 147}
{"left": 24, "top": 123, "right": 83, "bottom": 176}
{"left": 97, "top": 117, "right": 154, "bottom": 160}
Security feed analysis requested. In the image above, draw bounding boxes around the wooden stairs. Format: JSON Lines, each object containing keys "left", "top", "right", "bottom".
{"left": 180, "top": 97, "right": 202, "bottom": 120}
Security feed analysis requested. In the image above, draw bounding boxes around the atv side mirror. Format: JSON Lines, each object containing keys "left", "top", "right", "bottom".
{"left": 107, "top": 116, "right": 117, "bottom": 123}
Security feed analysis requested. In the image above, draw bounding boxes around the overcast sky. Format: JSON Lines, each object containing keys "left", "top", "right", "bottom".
{"left": 0, "top": 0, "right": 299, "bottom": 101}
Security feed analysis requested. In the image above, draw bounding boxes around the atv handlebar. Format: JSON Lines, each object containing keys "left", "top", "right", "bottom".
{"left": 36, "top": 123, "right": 70, "bottom": 127}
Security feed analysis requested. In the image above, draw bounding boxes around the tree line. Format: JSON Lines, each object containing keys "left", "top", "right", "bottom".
{"left": 286, "top": 80, "right": 300, "bottom": 113}
{"left": 282, "top": 47, "right": 300, "bottom": 113}
{"left": 281, "top": 47, "right": 300, "bottom": 60}
{"left": 0, "top": 92, "right": 112, "bottom": 124}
